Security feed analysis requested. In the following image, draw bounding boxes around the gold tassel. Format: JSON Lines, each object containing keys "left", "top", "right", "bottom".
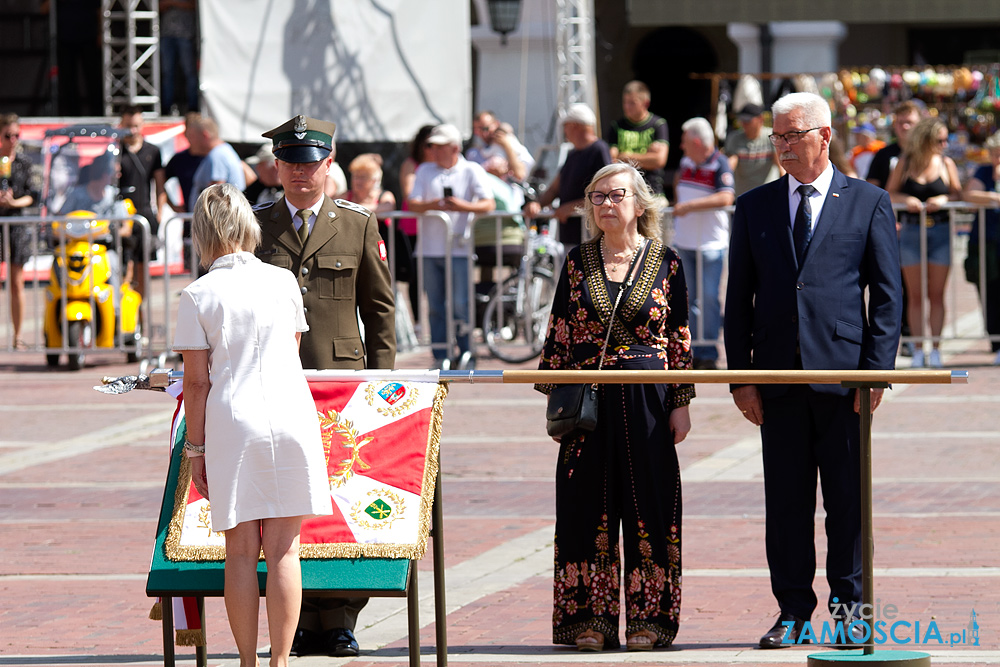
{"left": 175, "top": 628, "right": 206, "bottom": 646}
{"left": 148, "top": 600, "right": 162, "bottom": 621}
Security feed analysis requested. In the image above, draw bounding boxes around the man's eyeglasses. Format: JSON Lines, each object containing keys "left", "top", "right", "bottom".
{"left": 768, "top": 127, "right": 821, "bottom": 146}
{"left": 587, "top": 188, "right": 632, "bottom": 206}
{"left": 2, "top": 133, "right": 19, "bottom": 140}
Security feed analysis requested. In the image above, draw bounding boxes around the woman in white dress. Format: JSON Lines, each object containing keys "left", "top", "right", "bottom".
{"left": 173, "top": 183, "right": 332, "bottom": 667}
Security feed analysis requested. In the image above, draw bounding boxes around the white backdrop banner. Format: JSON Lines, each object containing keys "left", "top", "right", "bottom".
{"left": 199, "top": 0, "right": 471, "bottom": 143}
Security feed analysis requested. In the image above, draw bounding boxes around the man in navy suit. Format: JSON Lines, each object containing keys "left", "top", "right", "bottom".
{"left": 724, "top": 92, "right": 902, "bottom": 649}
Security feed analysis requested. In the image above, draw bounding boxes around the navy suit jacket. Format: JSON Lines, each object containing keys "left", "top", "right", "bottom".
{"left": 724, "top": 168, "right": 902, "bottom": 398}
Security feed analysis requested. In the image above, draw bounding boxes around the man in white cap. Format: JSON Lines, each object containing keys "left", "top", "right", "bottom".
{"left": 525, "top": 103, "right": 611, "bottom": 247}
{"left": 407, "top": 123, "right": 494, "bottom": 368}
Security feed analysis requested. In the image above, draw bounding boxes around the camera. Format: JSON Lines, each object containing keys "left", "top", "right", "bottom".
{"left": 442, "top": 186, "right": 453, "bottom": 198}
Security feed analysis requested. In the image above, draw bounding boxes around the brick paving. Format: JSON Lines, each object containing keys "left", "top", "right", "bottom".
{"left": 1, "top": 274, "right": 998, "bottom": 666}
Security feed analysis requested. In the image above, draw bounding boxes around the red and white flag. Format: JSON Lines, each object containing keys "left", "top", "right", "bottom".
{"left": 165, "top": 378, "right": 446, "bottom": 560}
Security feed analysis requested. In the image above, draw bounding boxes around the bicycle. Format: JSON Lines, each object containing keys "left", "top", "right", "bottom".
{"left": 481, "top": 223, "right": 562, "bottom": 363}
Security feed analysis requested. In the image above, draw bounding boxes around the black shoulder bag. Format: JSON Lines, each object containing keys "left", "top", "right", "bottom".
{"left": 546, "top": 239, "right": 648, "bottom": 439}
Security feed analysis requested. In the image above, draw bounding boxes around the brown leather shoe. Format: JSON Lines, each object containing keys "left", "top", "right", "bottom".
{"left": 759, "top": 612, "right": 810, "bottom": 649}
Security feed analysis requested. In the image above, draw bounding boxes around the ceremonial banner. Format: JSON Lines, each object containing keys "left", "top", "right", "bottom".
{"left": 163, "top": 379, "right": 447, "bottom": 562}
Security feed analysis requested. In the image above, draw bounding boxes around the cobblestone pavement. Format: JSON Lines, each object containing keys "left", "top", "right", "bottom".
{"left": 1, "top": 273, "right": 998, "bottom": 667}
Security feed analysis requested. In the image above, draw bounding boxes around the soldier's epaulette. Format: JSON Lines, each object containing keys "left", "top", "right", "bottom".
{"left": 252, "top": 200, "right": 277, "bottom": 213}
{"left": 334, "top": 198, "right": 372, "bottom": 216}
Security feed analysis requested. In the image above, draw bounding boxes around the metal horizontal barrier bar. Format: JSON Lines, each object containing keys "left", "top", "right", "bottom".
{"left": 104, "top": 368, "right": 966, "bottom": 395}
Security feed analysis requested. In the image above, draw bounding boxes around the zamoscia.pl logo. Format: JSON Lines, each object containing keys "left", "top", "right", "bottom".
{"left": 782, "top": 599, "right": 980, "bottom": 647}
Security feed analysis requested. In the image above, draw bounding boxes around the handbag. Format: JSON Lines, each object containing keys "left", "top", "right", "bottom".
{"left": 545, "top": 382, "right": 599, "bottom": 438}
{"left": 545, "top": 239, "right": 648, "bottom": 439}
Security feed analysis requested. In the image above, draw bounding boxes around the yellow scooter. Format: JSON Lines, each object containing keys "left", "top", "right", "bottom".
{"left": 44, "top": 210, "right": 142, "bottom": 370}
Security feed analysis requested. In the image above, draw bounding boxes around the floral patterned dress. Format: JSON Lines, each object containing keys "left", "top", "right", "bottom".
{"left": 536, "top": 237, "right": 694, "bottom": 648}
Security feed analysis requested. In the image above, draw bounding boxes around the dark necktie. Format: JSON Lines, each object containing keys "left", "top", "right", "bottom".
{"left": 793, "top": 184, "right": 816, "bottom": 265}
{"left": 296, "top": 209, "right": 311, "bottom": 249}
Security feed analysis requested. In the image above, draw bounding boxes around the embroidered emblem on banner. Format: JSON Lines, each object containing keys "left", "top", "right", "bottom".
{"left": 378, "top": 382, "right": 406, "bottom": 405}
{"left": 319, "top": 410, "right": 373, "bottom": 488}
{"left": 366, "top": 382, "right": 419, "bottom": 418}
{"left": 350, "top": 488, "right": 405, "bottom": 530}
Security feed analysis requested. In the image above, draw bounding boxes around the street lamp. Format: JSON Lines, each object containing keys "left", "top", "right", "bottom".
{"left": 486, "top": 0, "right": 522, "bottom": 46}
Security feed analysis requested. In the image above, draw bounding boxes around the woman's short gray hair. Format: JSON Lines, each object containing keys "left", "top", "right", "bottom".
{"left": 192, "top": 183, "right": 262, "bottom": 267}
{"left": 582, "top": 161, "right": 662, "bottom": 241}
{"left": 771, "top": 92, "right": 832, "bottom": 128}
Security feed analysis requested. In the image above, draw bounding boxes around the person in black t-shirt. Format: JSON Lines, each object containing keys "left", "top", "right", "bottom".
{"left": 606, "top": 81, "right": 669, "bottom": 195}
{"left": 866, "top": 101, "right": 922, "bottom": 189}
{"left": 867, "top": 100, "right": 924, "bottom": 356}
{"left": 525, "top": 104, "right": 611, "bottom": 248}
{"left": 119, "top": 106, "right": 166, "bottom": 298}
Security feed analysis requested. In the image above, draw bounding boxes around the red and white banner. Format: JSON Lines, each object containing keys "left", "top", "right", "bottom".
{"left": 165, "top": 378, "right": 447, "bottom": 561}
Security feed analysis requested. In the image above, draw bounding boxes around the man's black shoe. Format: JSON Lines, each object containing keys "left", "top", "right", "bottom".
{"left": 327, "top": 627, "right": 360, "bottom": 657}
{"left": 290, "top": 627, "right": 324, "bottom": 656}
{"left": 759, "top": 612, "right": 810, "bottom": 649}
{"left": 832, "top": 616, "right": 870, "bottom": 649}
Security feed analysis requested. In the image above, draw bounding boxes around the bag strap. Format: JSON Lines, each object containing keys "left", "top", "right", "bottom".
{"left": 596, "top": 237, "right": 648, "bottom": 374}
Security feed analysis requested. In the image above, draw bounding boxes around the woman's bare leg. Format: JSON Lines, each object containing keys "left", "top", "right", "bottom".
{"left": 261, "top": 516, "right": 303, "bottom": 667}
{"left": 225, "top": 520, "right": 263, "bottom": 667}
{"left": 926, "top": 263, "right": 950, "bottom": 347}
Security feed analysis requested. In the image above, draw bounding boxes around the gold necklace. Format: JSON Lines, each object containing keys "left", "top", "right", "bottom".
{"left": 601, "top": 236, "right": 641, "bottom": 276}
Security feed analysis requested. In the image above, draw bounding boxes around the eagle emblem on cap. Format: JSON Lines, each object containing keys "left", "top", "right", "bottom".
{"left": 293, "top": 115, "right": 307, "bottom": 139}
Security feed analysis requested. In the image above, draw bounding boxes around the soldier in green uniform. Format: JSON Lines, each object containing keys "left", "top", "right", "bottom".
{"left": 254, "top": 115, "right": 396, "bottom": 656}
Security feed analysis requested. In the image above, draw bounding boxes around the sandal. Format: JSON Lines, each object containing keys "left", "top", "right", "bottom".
{"left": 575, "top": 629, "right": 604, "bottom": 652}
{"left": 626, "top": 629, "right": 659, "bottom": 651}
{"left": 14, "top": 339, "right": 28, "bottom": 350}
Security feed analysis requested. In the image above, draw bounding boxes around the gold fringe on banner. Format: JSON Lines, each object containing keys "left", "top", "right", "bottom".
{"left": 165, "top": 381, "right": 449, "bottom": 562}
{"left": 175, "top": 628, "right": 206, "bottom": 647}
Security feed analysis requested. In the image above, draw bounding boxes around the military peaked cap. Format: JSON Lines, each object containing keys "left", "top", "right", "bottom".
{"left": 263, "top": 115, "right": 337, "bottom": 163}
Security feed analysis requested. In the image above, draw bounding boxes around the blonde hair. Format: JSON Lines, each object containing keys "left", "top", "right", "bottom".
{"left": 349, "top": 153, "right": 384, "bottom": 176}
{"left": 903, "top": 117, "right": 947, "bottom": 178}
{"left": 192, "top": 183, "right": 261, "bottom": 267}
{"left": 583, "top": 162, "right": 662, "bottom": 241}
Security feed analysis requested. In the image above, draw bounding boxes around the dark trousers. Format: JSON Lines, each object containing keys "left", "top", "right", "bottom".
{"left": 299, "top": 596, "right": 368, "bottom": 632}
{"left": 760, "top": 386, "right": 862, "bottom": 620}
{"left": 552, "top": 352, "right": 682, "bottom": 647}
{"left": 974, "top": 275, "right": 1000, "bottom": 352}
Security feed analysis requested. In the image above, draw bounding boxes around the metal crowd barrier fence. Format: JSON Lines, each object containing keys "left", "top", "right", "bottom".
{"left": 1, "top": 214, "right": 152, "bottom": 361}
{"left": 379, "top": 210, "right": 471, "bottom": 366}
{"left": 156, "top": 212, "right": 193, "bottom": 368}
{"left": 657, "top": 201, "right": 998, "bottom": 353}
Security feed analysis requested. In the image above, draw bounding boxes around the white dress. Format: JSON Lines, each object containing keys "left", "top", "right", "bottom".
{"left": 173, "top": 251, "right": 332, "bottom": 531}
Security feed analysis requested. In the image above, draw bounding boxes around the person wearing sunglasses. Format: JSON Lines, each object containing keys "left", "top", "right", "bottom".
{"left": 0, "top": 113, "right": 38, "bottom": 350}
{"left": 726, "top": 92, "right": 902, "bottom": 649}
{"left": 467, "top": 110, "right": 534, "bottom": 184}
{"left": 537, "top": 161, "right": 693, "bottom": 653}
{"left": 886, "top": 116, "right": 962, "bottom": 368}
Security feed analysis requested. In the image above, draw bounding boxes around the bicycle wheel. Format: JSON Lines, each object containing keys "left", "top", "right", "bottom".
{"left": 483, "top": 268, "right": 556, "bottom": 363}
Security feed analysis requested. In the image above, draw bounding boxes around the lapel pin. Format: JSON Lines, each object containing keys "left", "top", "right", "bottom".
{"left": 831, "top": 193, "right": 840, "bottom": 198}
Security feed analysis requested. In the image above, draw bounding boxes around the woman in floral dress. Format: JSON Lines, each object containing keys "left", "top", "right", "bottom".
{"left": 536, "top": 162, "right": 694, "bottom": 652}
